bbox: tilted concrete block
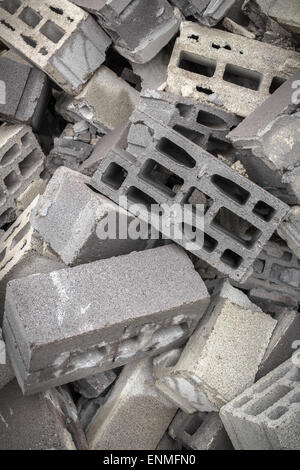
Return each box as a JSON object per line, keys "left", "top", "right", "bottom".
{"left": 0, "top": 124, "right": 45, "bottom": 227}
{"left": 71, "top": 0, "right": 180, "bottom": 64}
{"left": 0, "top": 328, "right": 14, "bottom": 391}
{"left": 74, "top": 370, "right": 117, "bottom": 399}
{"left": 170, "top": 0, "right": 236, "bottom": 26}
{"left": 166, "top": 22, "right": 300, "bottom": 117}
{"left": 0, "top": 50, "right": 50, "bottom": 130}
{"left": 168, "top": 410, "right": 233, "bottom": 450}
{"left": 30, "top": 166, "right": 151, "bottom": 266}
{"left": 91, "top": 109, "right": 289, "bottom": 282}
{"left": 278, "top": 206, "right": 300, "bottom": 259}
{"left": 56, "top": 66, "right": 139, "bottom": 134}
{"left": 0, "top": 0, "right": 111, "bottom": 95}
{"left": 87, "top": 358, "right": 177, "bottom": 450}
{"left": 220, "top": 358, "right": 300, "bottom": 450}
{"left": 154, "top": 281, "right": 277, "bottom": 413}
{"left": 0, "top": 380, "right": 77, "bottom": 449}
{"left": 232, "top": 240, "right": 300, "bottom": 313}
{"left": 3, "top": 244, "right": 210, "bottom": 393}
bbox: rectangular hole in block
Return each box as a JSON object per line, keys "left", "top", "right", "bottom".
{"left": 4, "top": 171, "right": 21, "bottom": 193}
{"left": 126, "top": 186, "right": 157, "bottom": 211}
{"left": 207, "top": 137, "right": 235, "bottom": 159}
{"left": 197, "top": 110, "right": 227, "bottom": 129}
{"left": 223, "top": 64, "right": 262, "bottom": 91}
{"left": 196, "top": 86, "right": 214, "bottom": 95}
{"left": 244, "top": 385, "right": 291, "bottom": 416}
{"left": 267, "top": 406, "right": 288, "bottom": 420}
{"left": 233, "top": 395, "right": 251, "bottom": 409}
{"left": 212, "top": 207, "right": 261, "bottom": 249}
{"left": 40, "top": 20, "right": 65, "bottom": 43}
{"left": 0, "top": 187, "right": 5, "bottom": 203}
{"left": 173, "top": 125, "right": 205, "bottom": 147}
{"left": 182, "top": 187, "right": 213, "bottom": 216}
{"left": 269, "top": 76, "right": 286, "bottom": 94}
{"left": 178, "top": 51, "right": 216, "bottom": 78}
{"left": 0, "top": 248, "right": 6, "bottom": 263}
{"left": 157, "top": 137, "right": 196, "bottom": 168}
{"left": 19, "top": 149, "right": 41, "bottom": 177}
{"left": 101, "top": 162, "right": 128, "bottom": 190}
{"left": 0, "top": 144, "right": 20, "bottom": 166}
{"left": 185, "top": 414, "right": 204, "bottom": 436}
{"left": 253, "top": 258, "right": 265, "bottom": 274}
{"left": 0, "top": 0, "right": 21, "bottom": 14}
{"left": 253, "top": 200, "right": 275, "bottom": 221}
{"left": 139, "top": 159, "right": 184, "bottom": 198}
{"left": 0, "top": 208, "right": 13, "bottom": 227}
{"left": 203, "top": 233, "right": 218, "bottom": 252}
{"left": 221, "top": 249, "right": 243, "bottom": 269}
{"left": 21, "top": 133, "right": 31, "bottom": 147}
{"left": 19, "top": 7, "right": 41, "bottom": 28}
{"left": 211, "top": 174, "right": 250, "bottom": 205}
{"left": 10, "top": 221, "right": 31, "bottom": 250}
{"left": 176, "top": 103, "right": 193, "bottom": 118}
{"left": 21, "top": 34, "right": 37, "bottom": 48}
{"left": 282, "top": 251, "right": 293, "bottom": 263}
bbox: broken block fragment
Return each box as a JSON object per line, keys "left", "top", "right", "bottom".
{"left": 170, "top": 0, "right": 236, "bottom": 26}
{"left": 278, "top": 206, "right": 300, "bottom": 259}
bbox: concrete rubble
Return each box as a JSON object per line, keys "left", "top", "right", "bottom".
{"left": 0, "top": 0, "right": 299, "bottom": 451}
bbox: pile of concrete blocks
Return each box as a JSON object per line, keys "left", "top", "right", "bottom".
{"left": 0, "top": 0, "right": 299, "bottom": 452}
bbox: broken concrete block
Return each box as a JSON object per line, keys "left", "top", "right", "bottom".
{"left": 87, "top": 358, "right": 177, "bottom": 450}
{"left": 0, "top": 50, "right": 50, "bottom": 130}
{"left": 278, "top": 206, "right": 300, "bottom": 259}
{"left": 74, "top": 370, "right": 117, "bottom": 399}
{"left": 244, "top": 0, "right": 300, "bottom": 35}
{"left": 0, "top": 123, "right": 45, "bottom": 227}
{"left": 0, "top": 0, "right": 111, "bottom": 95}
{"left": 0, "top": 329, "right": 14, "bottom": 391}
{"left": 256, "top": 310, "right": 300, "bottom": 381}
{"left": 137, "top": 88, "right": 243, "bottom": 164}
{"left": 130, "top": 48, "right": 171, "bottom": 91}
{"left": 232, "top": 240, "right": 300, "bottom": 314}
{"left": 4, "top": 244, "right": 210, "bottom": 394}
{"left": 154, "top": 281, "right": 277, "bottom": 413}
{"left": 16, "top": 178, "right": 46, "bottom": 216}
{"left": 30, "top": 166, "right": 151, "bottom": 266}
{"left": 0, "top": 380, "right": 76, "bottom": 449}
{"left": 169, "top": 410, "right": 233, "bottom": 450}
{"left": 91, "top": 108, "right": 289, "bottom": 282}
{"left": 220, "top": 358, "right": 300, "bottom": 450}
{"left": 166, "top": 22, "right": 300, "bottom": 117}
{"left": 71, "top": 0, "right": 180, "bottom": 64}
{"left": 56, "top": 66, "right": 139, "bottom": 134}
{"left": 170, "top": 0, "right": 236, "bottom": 26}
{"left": 222, "top": 16, "right": 256, "bottom": 39}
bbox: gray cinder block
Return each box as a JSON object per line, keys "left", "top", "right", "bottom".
{"left": 91, "top": 108, "right": 289, "bottom": 282}
{"left": 87, "top": 358, "right": 178, "bottom": 450}
{"left": 168, "top": 410, "right": 233, "bottom": 450}
{"left": 74, "top": 370, "right": 117, "bottom": 399}
{"left": 56, "top": 66, "right": 139, "bottom": 134}
{"left": 154, "top": 281, "right": 277, "bottom": 412}
{"left": 0, "top": 0, "right": 111, "bottom": 95}
{"left": 278, "top": 206, "right": 300, "bottom": 259}
{"left": 166, "top": 22, "right": 300, "bottom": 117}
{"left": 3, "top": 244, "right": 210, "bottom": 394}
{"left": 220, "top": 358, "right": 300, "bottom": 450}
{"left": 71, "top": 0, "right": 180, "bottom": 64}
{"left": 30, "top": 166, "right": 151, "bottom": 266}
{"left": 0, "top": 124, "right": 45, "bottom": 227}
{"left": 170, "top": 0, "right": 236, "bottom": 26}
{"left": 0, "top": 50, "right": 50, "bottom": 130}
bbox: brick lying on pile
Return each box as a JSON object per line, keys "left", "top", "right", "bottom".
{"left": 87, "top": 358, "right": 177, "bottom": 450}
{"left": 232, "top": 240, "right": 300, "bottom": 313}
{"left": 170, "top": 0, "right": 236, "bottom": 26}
{"left": 168, "top": 410, "right": 233, "bottom": 450}
{"left": 3, "top": 244, "right": 210, "bottom": 394}
{"left": 0, "top": 50, "right": 50, "bottom": 130}
{"left": 70, "top": 0, "right": 180, "bottom": 64}
{"left": 91, "top": 109, "right": 288, "bottom": 282}
{"left": 137, "top": 89, "right": 243, "bottom": 165}
{"left": 0, "top": 197, "right": 65, "bottom": 323}
{"left": 154, "top": 281, "right": 277, "bottom": 413}
{"left": 56, "top": 66, "right": 139, "bottom": 134}
{"left": 0, "top": 380, "right": 77, "bottom": 449}
{"left": 0, "top": 0, "right": 111, "bottom": 96}
{"left": 278, "top": 206, "right": 300, "bottom": 259}
{"left": 30, "top": 167, "right": 152, "bottom": 266}
{"left": 228, "top": 70, "right": 300, "bottom": 205}
{"left": 220, "top": 358, "right": 300, "bottom": 450}
{"left": 74, "top": 370, "right": 117, "bottom": 399}
{"left": 166, "top": 22, "right": 300, "bottom": 117}
{"left": 0, "top": 123, "right": 45, "bottom": 228}
{"left": 0, "top": 328, "right": 14, "bottom": 391}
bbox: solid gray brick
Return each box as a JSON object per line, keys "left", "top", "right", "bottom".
{"left": 91, "top": 109, "right": 289, "bottom": 282}
{"left": 220, "top": 359, "right": 300, "bottom": 450}
{"left": 0, "top": 0, "right": 111, "bottom": 95}
{"left": 4, "top": 244, "right": 210, "bottom": 393}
